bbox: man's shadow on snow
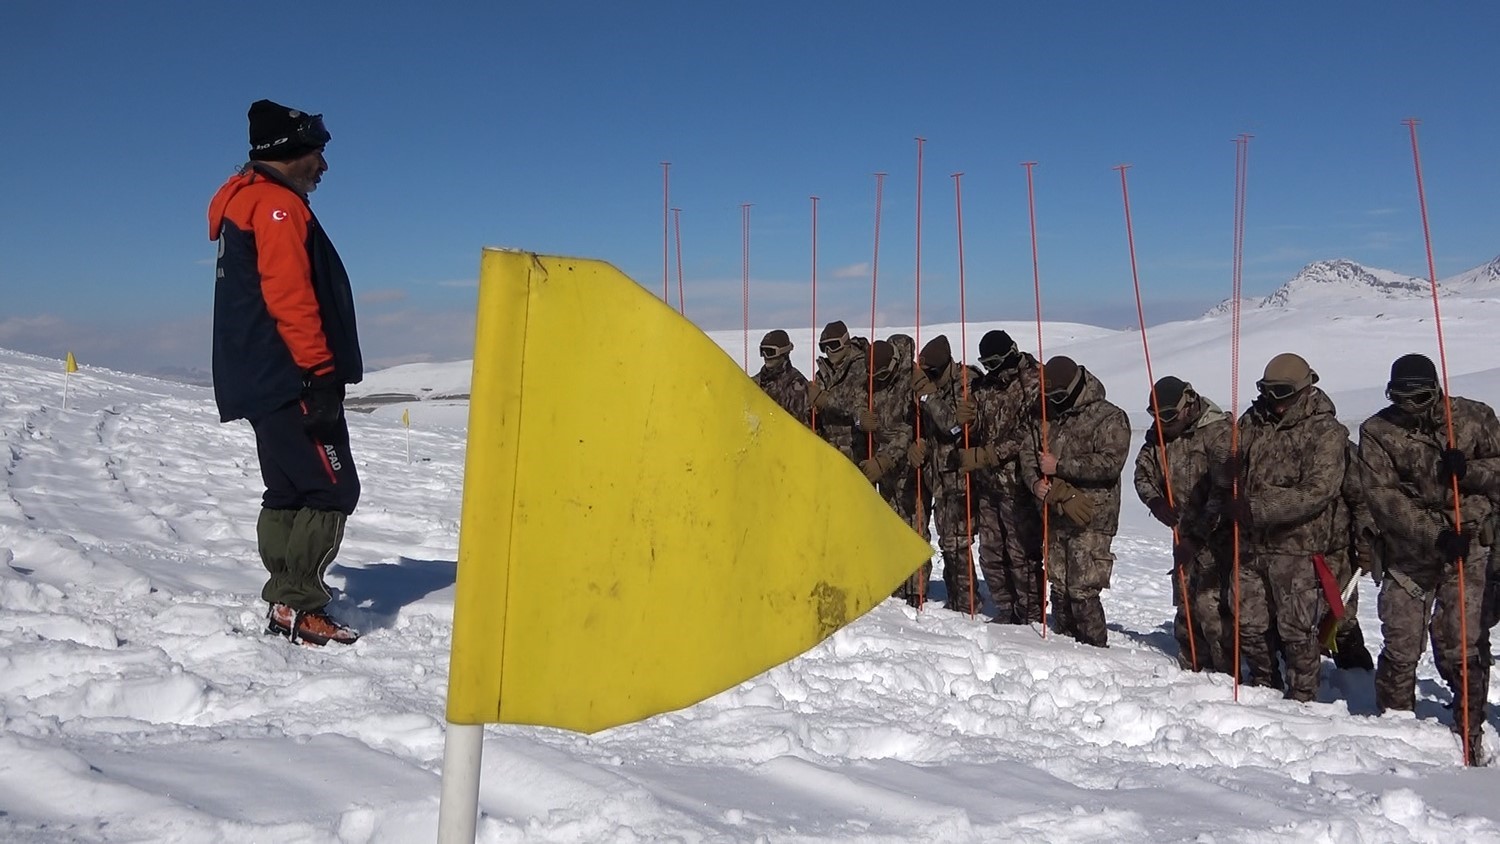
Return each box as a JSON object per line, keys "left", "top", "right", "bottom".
{"left": 326, "top": 556, "right": 456, "bottom": 631}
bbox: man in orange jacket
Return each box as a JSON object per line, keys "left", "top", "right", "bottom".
{"left": 208, "top": 99, "right": 362, "bottom": 646}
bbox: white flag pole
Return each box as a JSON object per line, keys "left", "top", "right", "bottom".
{"left": 436, "top": 722, "right": 484, "bottom": 842}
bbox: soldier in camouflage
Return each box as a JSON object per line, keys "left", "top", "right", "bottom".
{"left": 912, "top": 335, "right": 986, "bottom": 614}
{"left": 956, "top": 331, "right": 1045, "bottom": 625}
{"left": 1018, "top": 356, "right": 1131, "bottom": 647}
{"left": 751, "top": 329, "right": 811, "bottom": 426}
{"left": 849, "top": 339, "right": 919, "bottom": 532}
{"left": 1231, "top": 353, "right": 1347, "bottom": 702}
{"left": 807, "top": 320, "right": 871, "bottom": 463}
{"left": 886, "top": 333, "right": 931, "bottom": 606}
{"left": 1359, "top": 353, "right": 1500, "bottom": 765}
{"left": 1133, "top": 377, "right": 1235, "bottom": 673}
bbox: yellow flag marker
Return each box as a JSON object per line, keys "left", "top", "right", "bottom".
{"left": 445, "top": 249, "right": 932, "bottom": 733}
{"left": 401, "top": 408, "right": 410, "bottom": 428}
{"left": 65, "top": 351, "right": 78, "bottom": 373}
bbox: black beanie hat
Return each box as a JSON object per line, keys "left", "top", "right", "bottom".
{"left": 918, "top": 335, "right": 952, "bottom": 371}
{"left": 1150, "top": 376, "right": 1191, "bottom": 413}
{"left": 819, "top": 320, "right": 849, "bottom": 342}
{"left": 248, "top": 99, "right": 330, "bottom": 162}
{"left": 979, "top": 330, "right": 1017, "bottom": 360}
{"left": 1389, "top": 353, "right": 1438, "bottom": 386}
{"left": 761, "top": 329, "right": 791, "bottom": 349}
{"left": 1043, "top": 356, "right": 1080, "bottom": 393}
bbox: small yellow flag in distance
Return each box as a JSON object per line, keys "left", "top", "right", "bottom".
{"left": 401, "top": 408, "right": 410, "bottom": 428}
{"left": 65, "top": 351, "right": 78, "bottom": 373}
{"left": 446, "top": 249, "right": 933, "bottom": 733}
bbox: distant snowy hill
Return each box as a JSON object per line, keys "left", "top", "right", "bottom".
{"left": 1208, "top": 258, "right": 1429, "bottom": 317}
{"left": 1443, "top": 255, "right": 1500, "bottom": 296}
{"left": 1206, "top": 255, "right": 1500, "bottom": 318}
{"left": 1260, "top": 259, "right": 1430, "bottom": 308}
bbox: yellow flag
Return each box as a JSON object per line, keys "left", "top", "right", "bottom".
{"left": 446, "top": 249, "right": 932, "bottom": 733}
{"left": 401, "top": 408, "right": 410, "bottom": 428}
{"left": 65, "top": 351, "right": 77, "bottom": 373}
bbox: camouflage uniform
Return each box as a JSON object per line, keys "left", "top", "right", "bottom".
{"left": 810, "top": 335, "right": 871, "bottom": 462}
{"left": 966, "top": 354, "right": 1044, "bottom": 623}
{"left": 887, "top": 334, "right": 931, "bottom": 603}
{"left": 1134, "top": 399, "right": 1234, "bottom": 673}
{"left": 919, "top": 358, "right": 987, "bottom": 614}
{"left": 752, "top": 359, "right": 811, "bottom": 426}
{"left": 822, "top": 341, "right": 920, "bottom": 602}
{"left": 1235, "top": 386, "right": 1348, "bottom": 701}
{"left": 1018, "top": 367, "right": 1130, "bottom": 647}
{"left": 1359, "top": 393, "right": 1500, "bottom": 747}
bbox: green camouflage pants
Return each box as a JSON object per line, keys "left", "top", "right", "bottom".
{"left": 1048, "top": 527, "right": 1114, "bottom": 647}
{"left": 882, "top": 472, "right": 932, "bottom": 605}
{"left": 1173, "top": 536, "right": 1232, "bottom": 674}
{"left": 975, "top": 477, "right": 1043, "bottom": 624}
{"left": 1239, "top": 552, "right": 1323, "bottom": 701}
{"left": 1378, "top": 553, "right": 1488, "bottom": 740}
{"left": 929, "top": 467, "right": 981, "bottom": 613}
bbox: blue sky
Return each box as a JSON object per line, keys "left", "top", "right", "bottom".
{"left": 2, "top": 1, "right": 1497, "bottom": 374}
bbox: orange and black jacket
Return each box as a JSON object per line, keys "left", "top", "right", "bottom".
{"left": 208, "top": 164, "right": 362, "bottom": 422}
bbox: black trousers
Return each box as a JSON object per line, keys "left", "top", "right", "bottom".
{"left": 250, "top": 400, "right": 360, "bottom": 515}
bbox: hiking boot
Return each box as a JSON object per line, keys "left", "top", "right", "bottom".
{"left": 293, "top": 609, "right": 361, "bottom": 646}
{"left": 265, "top": 602, "right": 296, "bottom": 638}
{"left": 1332, "top": 638, "right": 1375, "bottom": 671}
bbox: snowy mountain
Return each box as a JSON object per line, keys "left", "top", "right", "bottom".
{"left": 1443, "top": 255, "right": 1500, "bottom": 295}
{"left": 1204, "top": 255, "right": 1500, "bottom": 319}
{"left": 1258, "top": 259, "right": 1430, "bottom": 308}
{"left": 1202, "top": 259, "right": 1433, "bottom": 317}
{"left": 7, "top": 298, "right": 1500, "bottom": 839}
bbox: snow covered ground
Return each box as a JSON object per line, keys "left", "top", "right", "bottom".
{"left": 7, "top": 262, "right": 1500, "bottom": 841}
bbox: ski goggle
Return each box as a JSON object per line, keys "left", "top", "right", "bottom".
{"left": 760, "top": 344, "right": 790, "bottom": 359}
{"left": 921, "top": 363, "right": 946, "bottom": 382}
{"left": 1149, "top": 391, "right": 1192, "bottom": 424}
{"left": 296, "top": 113, "right": 331, "bottom": 148}
{"left": 1255, "top": 380, "right": 1301, "bottom": 402}
{"left": 819, "top": 337, "right": 848, "bottom": 355}
{"left": 1387, "top": 380, "right": 1439, "bottom": 407}
{"left": 979, "top": 347, "right": 1020, "bottom": 373}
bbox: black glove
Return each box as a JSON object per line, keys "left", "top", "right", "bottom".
{"left": 301, "top": 367, "right": 345, "bottom": 439}
{"left": 1230, "top": 495, "right": 1254, "bottom": 530}
{"left": 1440, "top": 448, "right": 1468, "bottom": 483}
{"left": 1436, "top": 528, "right": 1470, "bottom": 564}
{"left": 1146, "top": 497, "right": 1179, "bottom": 528}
